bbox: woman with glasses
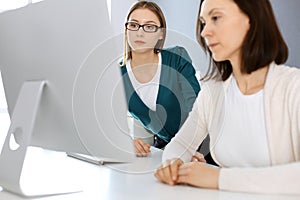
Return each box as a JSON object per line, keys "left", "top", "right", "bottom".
{"left": 154, "top": 0, "right": 300, "bottom": 195}
{"left": 120, "top": 1, "right": 200, "bottom": 157}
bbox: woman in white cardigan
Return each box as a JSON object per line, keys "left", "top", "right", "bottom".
{"left": 154, "top": 0, "right": 300, "bottom": 195}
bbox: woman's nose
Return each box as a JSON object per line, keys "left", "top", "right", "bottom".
{"left": 136, "top": 26, "right": 145, "bottom": 36}
{"left": 200, "top": 23, "right": 214, "bottom": 49}
{"left": 201, "top": 24, "right": 210, "bottom": 38}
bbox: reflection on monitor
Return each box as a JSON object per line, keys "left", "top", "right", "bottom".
{"left": 0, "top": 0, "right": 134, "bottom": 196}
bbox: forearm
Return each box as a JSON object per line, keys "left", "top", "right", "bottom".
{"left": 162, "top": 93, "right": 208, "bottom": 163}
{"left": 219, "top": 162, "right": 300, "bottom": 195}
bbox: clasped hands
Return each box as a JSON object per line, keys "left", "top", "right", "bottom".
{"left": 154, "top": 152, "right": 220, "bottom": 189}
{"left": 134, "top": 138, "right": 220, "bottom": 189}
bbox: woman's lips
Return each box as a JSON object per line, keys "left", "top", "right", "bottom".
{"left": 208, "top": 43, "right": 219, "bottom": 49}
{"left": 134, "top": 40, "right": 146, "bottom": 44}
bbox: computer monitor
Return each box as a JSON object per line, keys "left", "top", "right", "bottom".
{"left": 0, "top": 0, "right": 134, "bottom": 196}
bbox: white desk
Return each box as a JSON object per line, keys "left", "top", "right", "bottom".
{"left": 0, "top": 147, "right": 299, "bottom": 200}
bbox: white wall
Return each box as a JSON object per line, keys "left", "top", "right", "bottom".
{"left": 152, "top": 0, "right": 199, "bottom": 41}
{"left": 110, "top": 0, "right": 136, "bottom": 36}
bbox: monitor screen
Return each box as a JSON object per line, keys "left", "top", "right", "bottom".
{"left": 0, "top": 0, "right": 134, "bottom": 161}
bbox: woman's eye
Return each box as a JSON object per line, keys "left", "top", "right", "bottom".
{"left": 130, "top": 23, "right": 138, "bottom": 28}
{"left": 145, "top": 25, "right": 155, "bottom": 30}
{"left": 212, "top": 16, "right": 220, "bottom": 21}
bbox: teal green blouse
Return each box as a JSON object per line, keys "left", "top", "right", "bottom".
{"left": 121, "top": 46, "right": 200, "bottom": 143}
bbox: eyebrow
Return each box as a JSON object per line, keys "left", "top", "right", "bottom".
{"left": 200, "top": 8, "right": 223, "bottom": 21}
{"left": 128, "top": 19, "right": 159, "bottom": 25}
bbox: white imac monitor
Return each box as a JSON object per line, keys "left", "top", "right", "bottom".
{"left": 0, "top": 0, "right": 134, "bottom": 196}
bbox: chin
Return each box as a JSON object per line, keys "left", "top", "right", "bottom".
{"left": 133, "top": 47, "right": 153, "bottom": 54}
{"left": 212, "top": 54, "right": 226, "bottom": 62}
{"left": 212, "top": 56, "right": 222, "bottom": 62}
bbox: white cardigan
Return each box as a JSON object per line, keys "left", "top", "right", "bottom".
{"left": 162, "top": 62, "right": 300, "bottom": 195}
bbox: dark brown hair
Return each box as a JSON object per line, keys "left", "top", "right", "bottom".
{"left": 196, "top": 0, "right": 288, "bottom": 81}
{"left": 121, "top": 1, "right": 167, "bottom": 66}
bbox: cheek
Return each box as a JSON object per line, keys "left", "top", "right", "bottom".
{"left": 232, "top": 21, "right": 249, "bottom": 47}
{"left": 221, "top": 25, "right": 248, "bottom": 53}
{"left": 126, "top": 33, "right": 136, "bottom": 47}
{"left": 127, "top": 32, "right": 135, "bottom": 41}
{"left": 146, "top": 34, "right": 161, "bottom": 44}
{"left": 148, "top": 37, "right": 158, "bottom": 45}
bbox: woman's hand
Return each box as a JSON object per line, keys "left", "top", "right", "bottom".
{"left": 154, "top": 158, "right": 184, "bottom": 185}
{"left": 176, "top": 162, "right": 220, "bottom": 189}
{"left": 154, "top": 157, "right": 220, "bottom": 190}
{"left": 191, "top": 152, "right": 206, "bottom": 163}
{"left": 133, "top": 138, "right": 151, "bottom": 157}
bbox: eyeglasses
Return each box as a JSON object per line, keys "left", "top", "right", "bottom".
{"left": 125, "top": 22, "right": 161, "bottom": 33}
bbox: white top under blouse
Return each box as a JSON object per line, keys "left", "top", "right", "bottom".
{"left": 214, "top": 76, "right": 271, "bottom": 167}
{"left": 126, "top": 53, "right": 162, "bottom": 111}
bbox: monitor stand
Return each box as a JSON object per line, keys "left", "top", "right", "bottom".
{"left": 0, "top": 81, "right": 81, "bottom": 197}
